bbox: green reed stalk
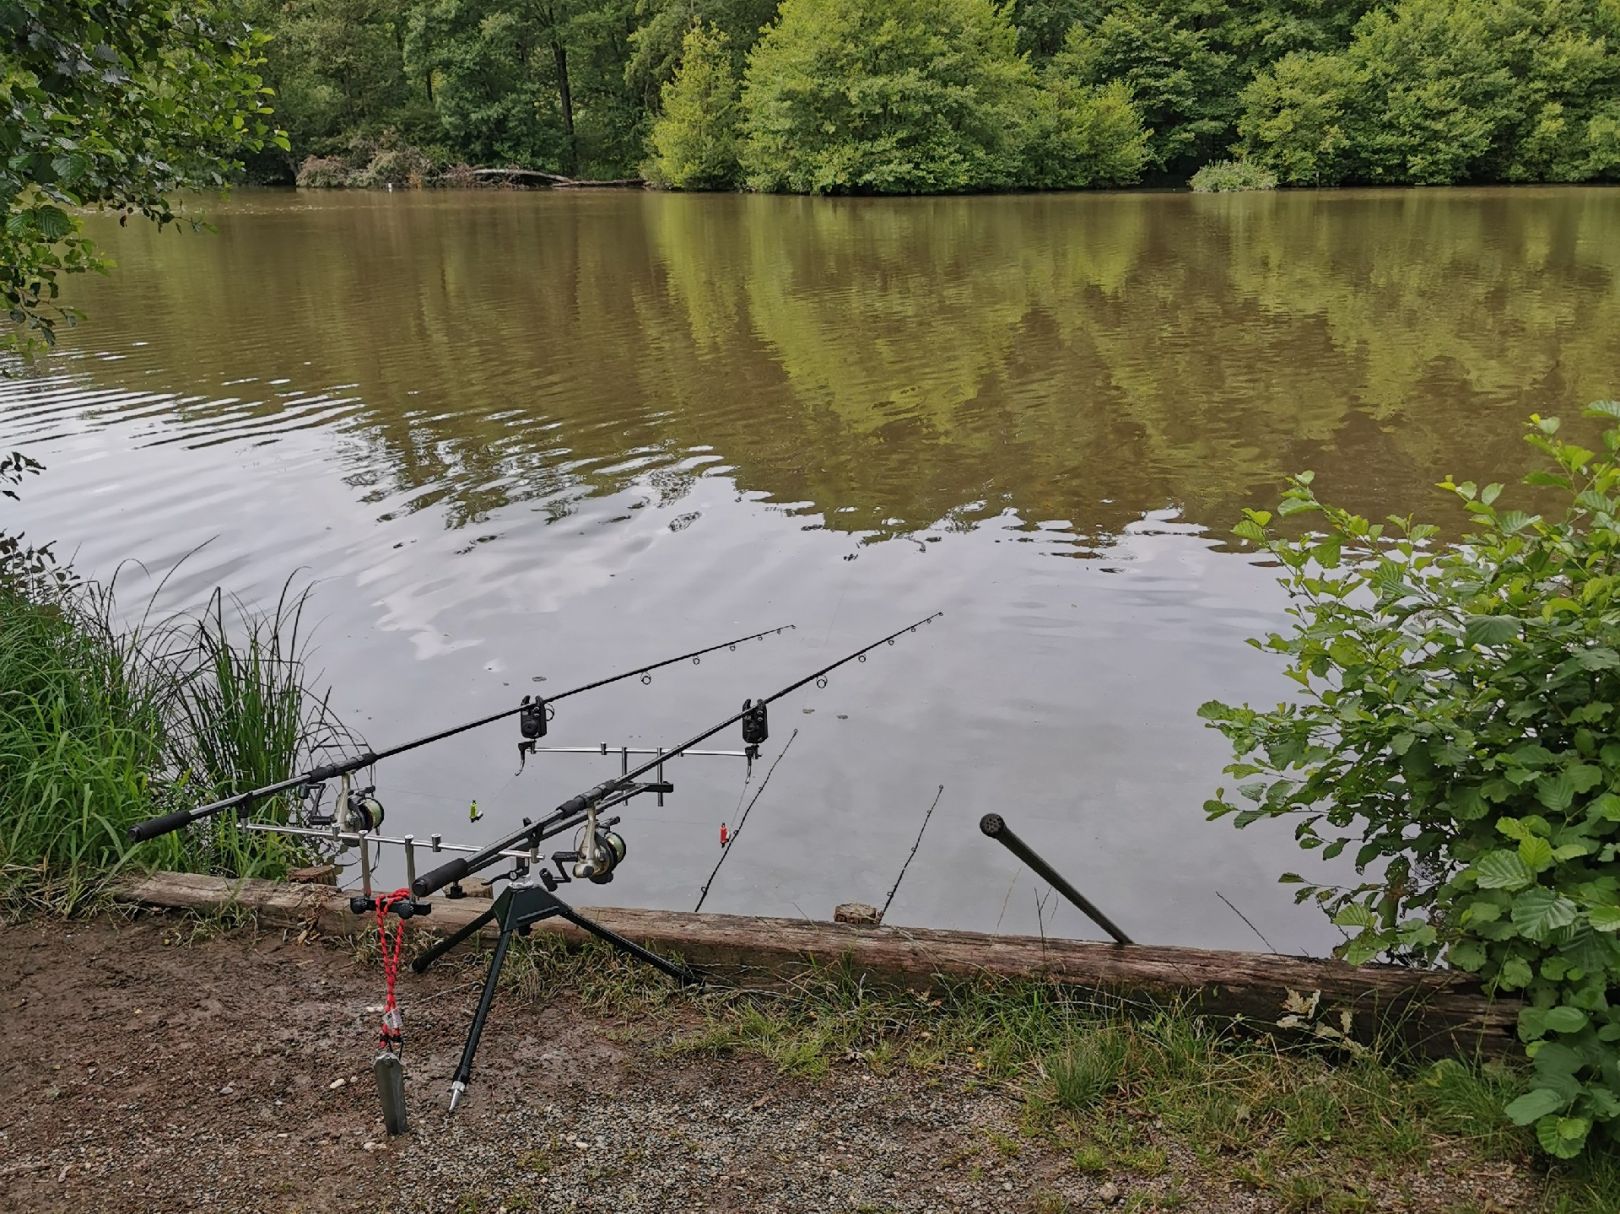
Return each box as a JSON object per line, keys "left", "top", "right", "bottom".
{"left": 0, "top": 572, "right": 351, "bottom": 914}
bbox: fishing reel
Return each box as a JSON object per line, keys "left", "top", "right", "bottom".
{"left": 570, "top": 797, "right": 627, "bottom": 884}
{"left": 303, "top": 782, "right": 385, "bottom": 833}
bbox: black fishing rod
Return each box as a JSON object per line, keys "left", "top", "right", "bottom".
{"left": 412, "top": 612, "right": 944, "bottom": 899}
{"left": 128, "top": 625, "right": 795, "bottom": 843}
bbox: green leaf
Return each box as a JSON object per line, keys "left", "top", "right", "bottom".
{"left": 34, "top": 204, "right": 75, "bottom": 240}
{"left": 1505, "top": 1088, "right": 1565, "bottom": 1125}
{"left": 1587, "top": 906, "right": 1620, "bottom": 932}
{"left": 1512, "top": 889, "right": 1580, "bottom": 940}
{"left": 1519, "top": 835, "right": 1555, "bottom": 873}
{"left": 1544, "top": 1007, "right": 1589, "bottom": 1034}
{"left": 1464, "top": 615, "right": 1519, "bottom": 647}
{"left": 1333, "top": 903, "right": 1376, "bottom": 928}
{"left": 1448, "top": 940, "right": 1487, "bottom": 971}
{"left": 1537, "top": 1115, "right": 1590, "bottom": 1158}
{"left": 1500, "top": 955, "right": 1534, "bottom": 989}
{"left": 1498, "top": 511, "right": 1538, "bottom": 535}
{"left": 1474, "top": 851, "right": 1535, "bottom": 890}
{"left": 1537, "top": 771, "right": 1578, "bottom": 814}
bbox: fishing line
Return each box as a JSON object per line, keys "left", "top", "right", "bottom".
{"left": 693, "top": 729, "right": 799, "bottom": 912}
{"left": 878, "top": 783, "right": 944, "bottom": 923}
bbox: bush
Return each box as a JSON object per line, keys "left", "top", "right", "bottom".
{"left": 1189, "top": 159, "right": 1278, "bottom": 192}
{"left": 645, "top": 24, "right": 743, "bottom": 190}
{"left": 1239, "top": 0, "right": 1620, "bottom": 186}
{"left": 1021, "top": 78, "right": 1149, "bottom": 189}
{"left": 739, "top": 0, "right": 1037, "bottom": 193}
{"left": 1199, "top": 404, "right": 1620, "bottom": 1160}
{"left": 295, "top": 155, "right": 354, "bottom": 188}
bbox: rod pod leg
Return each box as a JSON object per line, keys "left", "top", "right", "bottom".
{"left": 449, "top": 920, "right": 513, "bottom": 1112}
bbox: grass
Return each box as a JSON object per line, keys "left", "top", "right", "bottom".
{"left": 430, "top": 930, "right": 1620, "bottom": 1212}
{"left": 1189, "top": 158, "right": 1279, "bottom": 193}
{"left": 0, "top": 566, "right": 351, "bottom": 914}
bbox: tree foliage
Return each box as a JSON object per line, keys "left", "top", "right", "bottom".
{"left": 1240, "top": 0, "right": 1620, "bottom": 185}
{"left": 1, "top": 0, "right": 280, "bottom": 349}
{"left": 739, "top": 0, "right": 1034, "bottom": 193}
{"left": 1201, "top": 405, "right": 1620, "bottom": 1160}
{"left": 645, "top": 24, "right": 742, "bottom": 189}
{"left": 738, "top": 0, "right": 1145, "bottom": 194}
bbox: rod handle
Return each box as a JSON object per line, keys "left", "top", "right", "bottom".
{"left": 129, "top": 808, "right": 201, "bottom": 842}
{"left": 413, "top": 855, "right": 470, "bottom": 898}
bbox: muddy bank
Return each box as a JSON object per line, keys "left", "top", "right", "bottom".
{"left": 0, "top": 915, "right": 1539, "bottom": 1213}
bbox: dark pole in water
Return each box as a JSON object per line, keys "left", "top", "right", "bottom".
{"left": 979, "top": 813, "right": 1133, "bottom": 946}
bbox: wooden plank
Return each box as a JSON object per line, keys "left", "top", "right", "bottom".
{"left": 112, "top": 871, "right": 1515, "bottom": 1056}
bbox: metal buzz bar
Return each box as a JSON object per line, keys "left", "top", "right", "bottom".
{"left": 240, "top": 743, "right": 750, "bottom": 899}
{"left": 127, "top": 625, "right": 794, "bottom": 844}
{"left": 980, "top": 813, "right": 1134, "bottom": 946}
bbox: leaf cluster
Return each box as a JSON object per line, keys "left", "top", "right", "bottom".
{"left": 1200, "top": 403, "right": 1620, "bottom": 1159}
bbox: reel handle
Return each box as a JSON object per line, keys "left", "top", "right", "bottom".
{"left": 414, "top": 856, "right": 471, "bottom": 898}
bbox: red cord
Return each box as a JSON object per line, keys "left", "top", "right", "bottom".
{"left": 375, "top": 888, "right": 411, "bottom": 1053}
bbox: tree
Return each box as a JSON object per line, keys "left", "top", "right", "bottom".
{"left": 1052, "top": 1, "right": 1240, "bottom": 176}
{"left": 739, "top": 0, "right": 1039, "bottom": 194}
{"left": 625, "top": 0, "right": 776, "bottom": 110}
{"left": 1239, "top": 0, "right": 1620, "bottom": 186}
{"left": 645, "top": 24, "right": 742, "bottom": 188}
{"left": 1021, "top": 78, "right": 1149, "bottom": 188}
{"left": 1, "top": 0, "right": 281, "bottom": 350}
{"left": 1235, "top": 51, "right": 1368, "bottom": 185}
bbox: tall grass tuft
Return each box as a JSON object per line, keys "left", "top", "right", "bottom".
{"left": 0, "top": 571, "right": 353, "bottom": 915}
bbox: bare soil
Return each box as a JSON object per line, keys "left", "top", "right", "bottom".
{"left": 0, "top": 914, "right": 1539, "bottom": 1214}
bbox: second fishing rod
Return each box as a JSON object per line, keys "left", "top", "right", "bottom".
{"left": 128, "top": 624, "right": 795, "bottom": 843}
{"left": 411, "top": 611, "right": 945, "bottom": 900}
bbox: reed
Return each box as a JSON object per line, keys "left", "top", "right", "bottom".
{"left": 0, "top": 572, "right": 350, "bottom": 914}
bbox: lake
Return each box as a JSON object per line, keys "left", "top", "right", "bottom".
{"left": 4, "top": 186, "right": 1617, "bottom": 952}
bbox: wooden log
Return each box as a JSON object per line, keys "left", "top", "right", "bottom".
{"left": 111, "top": 871, "right": 1515, "bottom": 1057}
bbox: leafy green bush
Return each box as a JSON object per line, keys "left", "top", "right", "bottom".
{"left": 1239, "top": 0, "right": 1620, "bottom": 186}
{"left": 1200, "top": 404, "right": 1620, "bottom": 1159}
{"left": 739, "top": 0, "right": 1037, "bottom": 194}
{"left": 645, "top": 24, "right": 743, "bottom": 190}
{"left": 1021, "top": 78, "right": 1149, "bottom": 189}
{"left": 1189, "top": 159, "right": 1279, "bottom": 192}
{"left": 1051, "top": 2, "right": 1239, "bottom": 175}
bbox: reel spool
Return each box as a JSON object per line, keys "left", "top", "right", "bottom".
{"left": 344, "top": 787, "right": 386, "bottom": 833}
{"left": 571, "top": 824, "right": 627, "bottom": 884}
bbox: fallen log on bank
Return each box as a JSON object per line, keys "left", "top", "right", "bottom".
{"left": 114, "top": 870, "right": 1515, "bottom": 1058}
{"left": 447, "top": 167, "right": 646, "bottom": 189}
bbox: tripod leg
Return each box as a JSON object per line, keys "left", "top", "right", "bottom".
{"left": 448, "top": 925, "right": 512, "bottom": 1112}
{"left": 553, "top": 904, "right": 699, "bottom": 986}
{"left": 412, "top": 904, "right": 498, "bottom": 974}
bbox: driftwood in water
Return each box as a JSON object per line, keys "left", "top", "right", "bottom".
{"left": 449, "top": 167, "right": 645, "bottom": 189}
{"left": 114, "top": 870, "right": 1515, "bottom": 1057}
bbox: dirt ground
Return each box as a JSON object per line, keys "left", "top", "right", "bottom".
{"left": 0, "top": 913, "right": 1541, "bottom": 1214}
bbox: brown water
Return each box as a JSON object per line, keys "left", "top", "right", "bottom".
{"left": 4, "top": 187, "right": 1618, "bottom": 950}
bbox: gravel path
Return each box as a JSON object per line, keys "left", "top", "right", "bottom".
{"left": 0, "top": 915, "right": 1536, "bottom": 1213}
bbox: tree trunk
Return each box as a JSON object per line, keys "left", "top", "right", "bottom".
{"left": 552, "top": 37, "right": 576, "bottom": 174}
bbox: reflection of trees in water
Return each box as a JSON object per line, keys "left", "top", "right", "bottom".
{"left": 51, "top": 190, "right": 1620, "bottom": 541}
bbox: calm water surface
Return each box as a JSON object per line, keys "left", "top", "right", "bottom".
{"left": 4, "top": 187, "right": 1618, "bottom": 951}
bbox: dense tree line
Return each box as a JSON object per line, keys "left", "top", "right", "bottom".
{"left": 243, "top": 0, "right": 1620, "bottom": 192}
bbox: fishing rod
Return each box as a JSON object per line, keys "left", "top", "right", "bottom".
{"left": 127, "top": 624, "right": 795, "bottom": 843}
{"left": 412, "top": 612, "right": 944, "bottom": 900}
{"left": 405, "top": 610, "right": 942, "bottom": 1112}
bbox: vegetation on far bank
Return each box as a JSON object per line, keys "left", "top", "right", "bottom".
{"left": 0, "top": 455, "right": 342, "bottom": 915}
{"left": 239, "top": 0, "right": 1620, "bottom": 194}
